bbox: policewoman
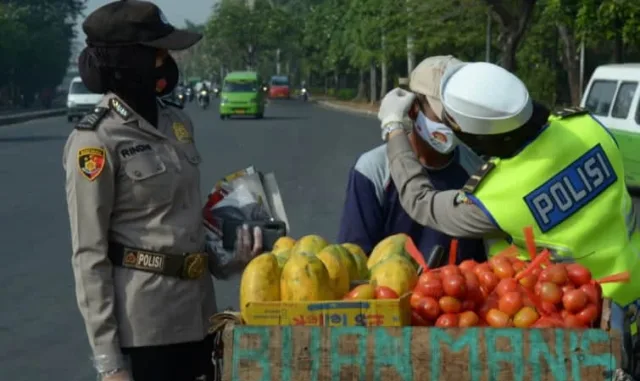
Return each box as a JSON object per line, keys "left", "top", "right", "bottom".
{"left": 379, "top": 62, "right": 640, "bottom": 366}
{"left": 63, "top": 1, "right": 261, "bottom": 381}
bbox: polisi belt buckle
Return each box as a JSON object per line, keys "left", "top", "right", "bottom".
{"left": 182, "top": 252, "right": 207, "bottom": 280}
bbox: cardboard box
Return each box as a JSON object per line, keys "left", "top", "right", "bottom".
{"left": 223, "top": 299, "right": 625, "bottom": 381}
{"left": 242, "top": 293, "right": 412, "bottom": 327}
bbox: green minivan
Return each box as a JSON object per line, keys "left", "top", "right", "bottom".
{"left": 219, "top": 71, "right": 266, "bottom": 119}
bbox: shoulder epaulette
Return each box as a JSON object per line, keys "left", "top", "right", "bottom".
{"left": 553, "top": 107, "right": 589, "bottom": 119}
{"left": 75, "top": 107, "right": 109, "bottom": 131}
{"left": 157, "top": 97, "right": 184, "bottom": 110}
{"left": 462, "top": 161, "right": 496, "bottom": 193}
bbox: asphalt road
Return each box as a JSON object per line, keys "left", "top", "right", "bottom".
{"left": 0, "top": 99, "right": 380, "bottom": 380}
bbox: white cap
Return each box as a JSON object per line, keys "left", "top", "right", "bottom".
{"left": 440, "top": 62, "right": 533, "bottom": 135}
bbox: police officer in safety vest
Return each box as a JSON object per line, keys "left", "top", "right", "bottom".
{"left": 378, "top": 62, "right": 640, "bottom": 371}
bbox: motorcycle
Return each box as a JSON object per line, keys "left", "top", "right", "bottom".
{"left": 198, "top": 89, "right": 210, "bottom": 109}
{"left": 301, "top": 87, "right": 308, "bottom": 102}
{"left": 212, "top": 87, "right": 220, "bottom": 98}
{"left": 185, "top": 88, "right": 194, "bottom": 102}
{"left": 176, "top": 92, "right": 186, "bottom": 108}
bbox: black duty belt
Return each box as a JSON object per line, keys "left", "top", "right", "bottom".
{"left": 108, "top": 242, "right": 208, "bottom": 280}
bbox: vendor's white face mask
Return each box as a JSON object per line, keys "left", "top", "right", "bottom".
{"left": 414, "top": 111, "right": 458, "bottom": 154}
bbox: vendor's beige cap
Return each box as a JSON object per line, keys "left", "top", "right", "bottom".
{"left": 410, "top": 55, "right": 463, "bottom": 120}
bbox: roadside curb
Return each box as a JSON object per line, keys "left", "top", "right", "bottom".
{"left": 315, "top": 100, "right": 377, "bottom": 118}
{"left": 0, "top": 109, "right": 66, "bottom": 126}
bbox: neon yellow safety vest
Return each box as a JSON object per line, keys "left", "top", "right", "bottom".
{"left": 468, "top": 111, "right": 640, "bottom": 309}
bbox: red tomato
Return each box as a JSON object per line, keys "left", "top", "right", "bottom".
{"left": 415, "top": 278, "right": 444, "bottom": 299}
{"left": 493, "top": 262, "right": 516, "bottom": 279}
{"left": 512, "top": 260, "right": 527, "bottom": 272}
{"left": 419, "top": 296, "right": 441, "bottom": 320}
{"left": 518, "top": 275, "right": 537, "bottom": 290}
{"left": 478, "top": 271, "right": 500, "bottom": 293}
{"left": 411, "top": 311, "right": 429, "bottom": 326}
{"left": 541, "top": 301, "right": 559, "bottom": 315}
{"left": 435, "top": 313, "right": 458, "bottom": 327}
{"left": 374, "top": 286, "right": 399, "bottom": 299}
{"left": 410, "top": 292, "right": 424, "bottom": 310}
{"left": 576, "top": 304, "right": 599, "bottom": 326}
{"left": 498, "top": 291, "right": 524, "bottom": 317}
{"left": 486, "top": 308, "right": 511, "bottom": 327}
{"left": 442, "top": 274, "right": 467, "bottom": 298}
{"left": 463, "top": 271, "right": 480, "bottom": 289}
{"left": 539, "top": 282, "right": 563, "bottom": 304}
{"left": 566, "top": 263, "right": 592, "bottom": 286}
{"left": 563, "top": 313, "right": 586, "bottom": 328}
{"left": 580, "top": 283, "right": 600, "bottom": 305}
{"left": 495, "top": 278, "right": 519, "bottom": 297}
{"left": 461, "top": 299, "right": 477, "bottom": 311}
{"left": 546, "top": 265, "right": 569, "bottom": 285}
{"left": 458, "top": 311, "right": 480, "bottom": 327}
{"left": 474, "top": 263, "right": 492, "bottom": 276}
{"left": 562, "top": 289, "right": 588, "bottom": 313}
{"left": 441, "top": 265, "right": 461, "bottom": 277}
{"left": 532, "top": 316, "right": 560, "bottom": 328}
{"left": 439, "top": 296, "right": 462, "bottom": 314}
{"left": 459, "top": 260, "right": 478, "bottom": 272}
{"left": 478, "top": 295, "right": 499, "bottom": 319}
{"left": 513, "top": 306, "right": 540, "bottom": 328}
{"left": 562, "top": 284, "right": 576, "bottom": 294}
{"left": 420, "top": 271, "right": 441, "bottom": 282}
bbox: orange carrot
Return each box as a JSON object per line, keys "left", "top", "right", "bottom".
{"left": 405, "top": 236, "right": 428, "bottom": 271}
{"left": 449, "top": 239, "right": 458, "bottom": 265}
{"left": 523, "top": 226, "right": 537, "bottom": 260}
{"left": 596, "top": 272, "right": 630, "bottom": 284}
{"left": 516, "top": 249, "right": 551, "bottom": 280}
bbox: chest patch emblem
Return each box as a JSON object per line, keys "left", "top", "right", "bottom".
{"left": 77, "top": 147, "right": 106, "bottom": 181}
{"left": 172, "top": 122, "right": 191, "bottom": 142}
{"left": 524, "top": 144, "right": 617, "bottom": 232}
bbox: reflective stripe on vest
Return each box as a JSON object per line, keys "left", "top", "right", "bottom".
{"left": 470, "top": 114, "right": 640, "bottom": 307}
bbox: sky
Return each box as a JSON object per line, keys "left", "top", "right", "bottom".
{"left": 75, "top": 0, "right": 216, "bottom": 46}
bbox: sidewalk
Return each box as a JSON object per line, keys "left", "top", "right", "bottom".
{"left": 315, "top": 97, "right": 380, "bottom": 118}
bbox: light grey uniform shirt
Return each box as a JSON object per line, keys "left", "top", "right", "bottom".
{"left": 63, "top": 93, "right": 216, "bottom": 364}
{"left": 386, "top": 132, "right": 504, "bottom": 238}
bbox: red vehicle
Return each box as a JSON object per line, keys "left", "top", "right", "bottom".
{"left": 268, "top": 75, "right": 290, "bottom": 99}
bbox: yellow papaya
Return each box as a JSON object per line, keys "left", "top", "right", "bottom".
{"left": 316, "top": 245, "right": 353, "bottom": 298}
{"left": 369, "top": 255, "right": 418, "bottom": 296}
{"left": 281, "top": 251, "right": 334, "bottom": 301}
{"left": 341, "top": 243, "right": 369, "bottom": 280}
{"left": 290, "top": 234, "right": 328, "bottom": 256}
{"left": 367, "top": 233, "right": 417, "bottom": 270}
{"left": 239, "top": 253, "right": 281, "bottom": 322}
{"left": 272, "top": 236, "right": 296, "bottom": 255}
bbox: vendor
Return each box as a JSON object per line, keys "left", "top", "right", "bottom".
{"left": 379, "top": 61, "right": 640, "bottom": 331}
{"left": 337, "top": 56, "right": 487, "bottom": 263}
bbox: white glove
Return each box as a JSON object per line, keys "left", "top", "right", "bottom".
{"left": 101, "top": 370, "right": 131, "bottom": 381}
{"left": 234, "top": 224, "right": 263, "bottom": 265}
{"left": 378, "top": 88, "right": 416, "bottom": 130}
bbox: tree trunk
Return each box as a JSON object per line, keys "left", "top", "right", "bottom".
{"left": 486, "top": 0, "right": 537, "bottom": 72}
{"left": 356, "top": 69, "right": 366, "bottom": 100}
{"left": 380, "top": 35, "right": 388, "bottom": 98}
{"left": 370, "top": 61, "right": 377, "bottom": 103}
{"left": 612, "top": 17, "right": 624, "bottom": 63}
{"left": 557, "top": 23, "right": 581, "bottom": 106}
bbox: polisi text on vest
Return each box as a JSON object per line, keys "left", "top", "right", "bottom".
{"left": 525, "top": 144, "right": 617, "bottom": 232}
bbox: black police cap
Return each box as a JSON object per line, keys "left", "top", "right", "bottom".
{"left": 82, "top": 0, "right": 202, "bottom": 50}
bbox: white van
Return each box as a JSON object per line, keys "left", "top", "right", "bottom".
{"left": 581, "top": 64, "right": 640, "bottom": 189}
{"left": 66, "top": 76, "right": 103, "bottom": 122}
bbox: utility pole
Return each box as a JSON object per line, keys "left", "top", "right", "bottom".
{"left": 246, "top": 0, "right": 255, "bottom": 70}
{"left": 406, "top": 0, "right": 415, "bottom": 75}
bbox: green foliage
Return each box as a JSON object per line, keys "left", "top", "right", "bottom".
{"left": 188, "top": 0, "right": 640, "bottom": 105}
{"left": 0, "top": 0, "right": 85, "bottom": 105}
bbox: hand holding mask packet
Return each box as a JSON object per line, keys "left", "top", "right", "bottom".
{"left": 203, "top": 166, "right": 289, "bottom": 278}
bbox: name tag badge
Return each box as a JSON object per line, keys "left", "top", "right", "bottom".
{"left": 120, "top": 143, "right": 153, "bottom": 159}
{"left": 524, "top": 144, "right": 617, "bottom": 232}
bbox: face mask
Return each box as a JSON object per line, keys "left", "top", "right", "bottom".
{"left": 155, "top": 55, "right": 179, "bottom": 97}
{"left": 414, "top": 111, "right": 458, "bottom": 154}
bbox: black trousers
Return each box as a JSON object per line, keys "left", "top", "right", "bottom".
{"left": 122, "top": 335, "right": 215, "bottom": 381}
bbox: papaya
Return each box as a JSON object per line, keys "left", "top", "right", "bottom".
{"left": 281, "top": 251, "right": 335, "bottom": 301}
{"left": 369, "top": 255, "right": 418, "bottom": 296}
{"left": 290, "top": 234, "right": 329, "bottom": 256}
{"left": 367, "top": 233, "right": 418, "bottom": 270}
{"left": 274, "top": 251, "right": 289, "bottom": 268}
{"left": 239, "top": 253, "right": 281, "bottom": 322}
{"left": 341, "top": 243, "right": 369, "bottom": 280}
{"left": 316, "top": 245, "right": 354, "bottom": 298}
{"left": 272, "top": 236, "right": 296, "bottom": 256}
